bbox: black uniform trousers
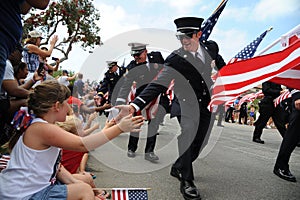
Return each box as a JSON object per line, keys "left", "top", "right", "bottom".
{"left": 275, "top": 106, "right": 300, "bottom": 169}
{"left": 173, "top": 104, "right": 212, "bottom": 181}
{"left": 253, "top": 99, "right": 286, "bottom": 139}
{"left": 225, "top": 107, "right": 235, "bottom": 122}
{"left": 239, "top": 109, "right": 248, "bottom": 124}
{"left": 128, "top": 100, "right": 167, "bottom": 153}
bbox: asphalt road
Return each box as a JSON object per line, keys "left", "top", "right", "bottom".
{"left": 88, "top": 114, "right": 300, "bottom": 200}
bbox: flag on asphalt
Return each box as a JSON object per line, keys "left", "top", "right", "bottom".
{"left": 200, "top": 0, "right": 228, "bottom": 42}
{"left": 112, "top": 189, "right": 148, "bottom": 200}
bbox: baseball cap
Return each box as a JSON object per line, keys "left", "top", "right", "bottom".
{"left": 28, "top": 30, "right": 43, "bottom": 39}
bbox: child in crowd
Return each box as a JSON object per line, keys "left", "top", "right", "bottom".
{"left": 249, "top": 104, "right": 256, "bottom": 126}
{"left": 0, "top": 80, "right": 143, "bottom": 200}
{"left": 57, "top": 114, "right": 113, "bottom": 199}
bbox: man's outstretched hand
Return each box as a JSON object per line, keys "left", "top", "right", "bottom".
{"left": 114, "top": 105, "right": 136, "bottom": 123}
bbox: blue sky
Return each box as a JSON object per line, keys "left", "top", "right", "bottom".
{"left": 59, "top": 0, "right": 300, "bottom": 79}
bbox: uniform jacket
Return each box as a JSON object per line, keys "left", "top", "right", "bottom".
{"left": 115, "top": 51, "right": 164, "bottom": 105}
{"left": 99, "top": 66, "right": 126, "bottom": 96}
{"left": 132, "top": 44, "right": 215, "bottom": 115}
{"left": 262, "top": 81, "right": 282, "bottom": 101}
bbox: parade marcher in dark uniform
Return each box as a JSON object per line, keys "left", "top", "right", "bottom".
{"left": 116, "top": 17, "right": 220, "bottom": 200}
{"left": 252, "top": 81, "right": 286, "bottom": 144}
{"left": 98, "top": 61, "right": 126, "bottom": 103}
{"left": 114, "top": 42, "right": 165, "bottom": 162}
{"left": 274, "top": 89, "right": 300, "bottom": 182}
{"left": 239, "top": 102, "right": 248, "bottom": 125}
{"left": 225, "top": 103, "right": 235, "bottom": 123}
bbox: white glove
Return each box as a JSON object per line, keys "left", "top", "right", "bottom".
{"left": 117, "top": 114, "right": 143, "bottom": 132}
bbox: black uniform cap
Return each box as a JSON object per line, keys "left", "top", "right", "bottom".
{"left": 106, "top": 61, "right": 118, "bottom": 68}
{"left": 174, "top": 17, "right": 204, "bottom": 34}
{"left": 128, "top": 42, "right": 148, "bottom": 55}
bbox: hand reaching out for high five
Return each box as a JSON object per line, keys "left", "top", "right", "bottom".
{"left": 117, "top": 114, "right": 144, "bottom": 133}
{"left": 113, "top": 105, "right": 136, "bottom": 123}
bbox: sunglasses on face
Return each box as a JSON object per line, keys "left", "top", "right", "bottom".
{"left": 131, "top": 50, "right": 145, "bottom": 57}
{"left": 109, "top": 64, "right": 117, "bottom": 68}
{"left": 176, "top": 31, "right": 196, "bottom": 40}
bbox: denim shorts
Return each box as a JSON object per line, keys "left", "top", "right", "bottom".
{"left": 29, "top": 181, "right": 67, "bottom": 200}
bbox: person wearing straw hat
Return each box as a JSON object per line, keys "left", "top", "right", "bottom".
{"left": 0, "top": 0, "right": 50, "bottom": 90}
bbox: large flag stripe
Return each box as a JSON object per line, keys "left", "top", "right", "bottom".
{"left": 270, "top": 77, "right": 300, "bottom": 90}
{"left": 275, "top": 68, "right": 300, "bottom": 78}
{"left": 212, "top": 40, "right": 300, "bottom": 95}
{"left": 213, "top": 57, "right": 300, "bottom": 94}
{"left": 216, "top": 40, "right": 300, "bottom": 78}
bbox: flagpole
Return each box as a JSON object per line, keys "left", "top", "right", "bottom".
{"left": 254, "top": 27, "right": 274, "bottom": 56}
{"left": 267, "top": 27, "right": 273, "bottom": 32}
{"left": 213, "top": 0, "right": 227, "bottom": 13}
{"left": 257, "top": 24, "right": 300, "bottom": 55}
{"left": 256, "top": 38, "right": 280, "bottom": 56}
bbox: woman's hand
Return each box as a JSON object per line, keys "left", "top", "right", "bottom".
{"left": 50, "top": 35, "right": 58, "bottom": 46}
{"left": 117, "top": 114, "right": 144, "bottom": 132}
{"left": 114, "top": 105, "right": 136, "bottom": 123}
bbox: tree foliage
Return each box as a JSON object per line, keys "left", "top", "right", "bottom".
{"left": 22, "top": 0, "right": 102, "bottom": 62}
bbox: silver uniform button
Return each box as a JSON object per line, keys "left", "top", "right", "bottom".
{"left": 183, "top": 99, "right": 186, "bottom": 102}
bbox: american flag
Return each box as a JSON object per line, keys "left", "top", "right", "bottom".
{"left": 274, "top": 90, "right": 291, "bottom": 108}
{"left": 238, "top": 93, "right": 257, "bottom": 105}
{"left": 208, "top": 28, "right": 270, "bottom": 112}
{"left": 0, "top": 154, "right": 10, "bottom": 172}
{"left": 166, "top": 79, "right": 175, "bottom": 104}
{"left": 112, "top": 189, "right": 148, "bottom": 200}
{"left": 228, "top": 29, "right": 270, "bottom": 64}
{"left": 200, "top": 0, "right": 228, "bottom": 42}
{"left": 268, "top": 28, "right": 300, "bottom": 89}
{"left": 238, "top": 91, "right": 264, "bottom": 105}
{"left": 209, "top": 36, "right": 300, "bottom": 110}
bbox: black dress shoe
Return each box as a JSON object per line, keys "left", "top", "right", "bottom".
{"left": 127, "top": 150, "right": 135, "bottom": 158}
{"left": 273, "top": 168, "right": 296, "bottom": 182}
{"left": 180, "top": 180, "right": 201, "bottom": 200}
{"left": 253, "top": 138, "right": 265, "bottom": 144}
{"left": 170, "top": 166, "right": 182, "bottom": 181}
{"left": 217, "top": 124, "right": 224, "bottom": 127}
{"left": 144, "top": 152, "right": 159, "bottom": 162}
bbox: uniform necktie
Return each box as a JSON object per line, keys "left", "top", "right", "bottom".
{"left": 195, "top": 52, "right": 205, "bottom": 63}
